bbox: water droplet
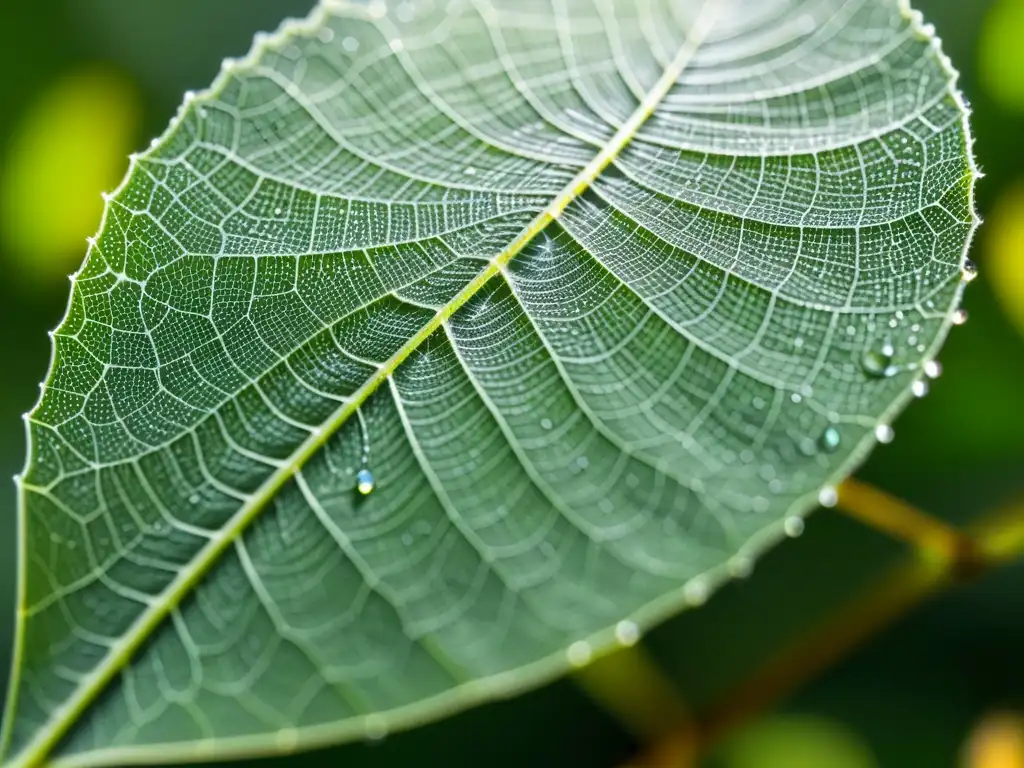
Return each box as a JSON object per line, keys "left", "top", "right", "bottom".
{"left": 389, "top": 39, "right": 404, "bottom": 53}
{"left": 951, "top": 308, "right": 969, "bottom": 326}
{"left": 274, "top": 207, "right": 282, "bottom": 216}
{"left": 924, "top": 360, "right": 942, "bottom": 379}
{"left": 961, "top": 259, "right": 978, "bottom": 283}
{"left": 861, "top": 342, "right": 896, "bottom": 378}
{"left": 575, "top": 455, "right": 589, "bottom": 470}
{"left": 463, "top": 166, "right": 477, "bottom": 176}
{"left": 364, "top": 714, "right": 388, "bottom": 741}
{"left": 615, "top": 620, "right": 640, "bottom": 646}
{"left": 791, "top": 392, "right": 803, "bottom": 404}
{"left": 912, "top": 379, "right": 929, "bottom": 398}
{"left": 729, "top": 556, "right": 753, "bottom": 578}
{"left": 784, "top": 516, "right": 805, "bottom": 537}
{"left": 819, "top": 426, "right": 841, "bottom": 453}
{"left": 356, "top": 469, "right": 375, "bottom": 496}
{"left": 342, "top": 36, "right": 360, "bottom": 53}
{"left": 567, "top": 641, "right": 592, "bottom": 667}
{"left": 540, "top": 418, "right": 553, "bottom": 430}
{"left": 684, "top": 578, "right": 708, "bottom": 606}
{"left": 188, "top": 493, "right": 200, "bottom": 504}
{"left": 875, "top": 424, "right": 895, "bottom": 444}
{"left": 818, "top": 486, "right": 838, "bottom": 508}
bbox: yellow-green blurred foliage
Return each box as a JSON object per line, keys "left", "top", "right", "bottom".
{"left": 715, "top": 715, "right": 877, "bottom": 768}
{"left": 985, "top": 184, "right": 1024, "bottom": 338}
{"left": 978, "top": 0, "right": 1024, "bottom": 111}
{"left": 0, "top": 65, "right": 138, "bottom": 284}
{"left": 962, "top": 712, "right": 1024, "bottom": 768}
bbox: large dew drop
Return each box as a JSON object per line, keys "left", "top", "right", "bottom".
{"left": 356, "top": 468, "right": 376, "bottom": 496}
{"left": 961, "top": 259, "right": 978, "bottom": 283}
{"left": 861, "top": 342, "right": 896, "bottom": 378}
{"left": 819, "top": 425, "right": 841, "bottom": 453}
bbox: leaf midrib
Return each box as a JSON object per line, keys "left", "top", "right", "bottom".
{"left": 5, "top": 3, "right": 720, "bottom": 765}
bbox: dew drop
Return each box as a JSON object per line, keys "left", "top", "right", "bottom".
{"left": 463, "top": 166, "right": 477, "bottom": 176}
{"left": 342, "top": 36, "right": 360, "bottom": 53}
{"left": 540, "top": 418, "right": 553, "bottom": 430}
{"left": 784, "top": 516, "right": 805, "bottom": 537}
{"left": 356, "top": 468, "right": 375, "bottom": 496}
{"left": 364, "top": 715, "right": 388, "bottom": 741}
{"left": 188, "top": 493, "right": 200, "bottom": 504}
{"left": 819, "top": 426, "right": 841, "bottom": 453}
{"left": 951, "top": 308, "right": 969, "bottom": 326}
{"left": 729, "top": 555, "right": 753, "bottom": 579}
{"left": 388, "top": 39, "right": 404, "bottom": 53}
{"left": 924, "top": 360, "right": 942, "bottom": 379}
{"left": 615, "top": 620, "right": 640, "bottom": 647}
{"left": 683, "top": 578, "right": 708, "bottom": 606}
{"left": 961, "top": 259, "right": 978, "bottom": 283}
{"left": 874, "top": 424, "right": 895, "bottom": 444}
{"left": 861, "top": 342, "right": 896, "bottom": 378}
{"left": 818, "top": 486, "right": 838, "bottom": 508}
{"left": 567, "top": 640, "right": 592, "bottom": 667}
{"left": 575, "top": 455, "right": 589, "bottom": 470}
{"left": 912, "top": 379, "right": 929, "bottom": 398}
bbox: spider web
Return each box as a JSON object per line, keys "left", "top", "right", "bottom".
{"left": 3, "top": 0, "right": 975, "bottom": 764}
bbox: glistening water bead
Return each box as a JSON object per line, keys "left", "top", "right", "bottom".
{"left": 356, "top": 468, "right": 375, "bottom": 496}
{"left": 861, "top": 342, "right": 896, "bottom": 378}
{"left": 961, "top": 259, "right": 978, "bottom": 283}
{"left": 820, "top": 426, "right": 841, "bottom": 453}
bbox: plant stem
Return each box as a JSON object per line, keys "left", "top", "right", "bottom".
{"left": 574, "top": 644, "right": 695, "bottom": 762}
{"left": 620, "top": 483, "right": 1024, "bottom": 767}
{"left": 833, "top": 478, "right": 980, "bottom": 567}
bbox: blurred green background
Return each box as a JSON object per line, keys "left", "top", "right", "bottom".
{"left": 1, "top": 2, "right": 1023, "bottom": 766}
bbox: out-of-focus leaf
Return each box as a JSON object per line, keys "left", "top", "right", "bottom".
{"left": 0, "top": 67, "right": 139, "bottom": 282}
{"left": 978, "top": 0, "right": 1024, "bottom": 111}
{"left": 963, "top": 712, "right": 1024, "bottom": 768}
{"left": 985, "top": 184, "right": 1024, "bottom": 338}
{"left": 711, "top": 714, "right": 878, "bottom": 768}
{"left": 1, "top": 1, "right": 977, "bottom": 766}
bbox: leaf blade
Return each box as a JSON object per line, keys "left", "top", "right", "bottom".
{"left": 2, "top": 0, "right": 978, "bottom": 765}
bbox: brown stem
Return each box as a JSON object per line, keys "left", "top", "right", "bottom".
{"left": 620, "top": 485, "right": 1024, "bottom": 768}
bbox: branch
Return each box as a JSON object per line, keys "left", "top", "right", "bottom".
{"left": 832, "top": 478, "right": 982, "bottom": 570}
{"left": 619, "top": 484, "right": 1024, "bottom": 767}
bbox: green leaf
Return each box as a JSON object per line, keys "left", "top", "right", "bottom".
{"left": 1, "top": 0, "right": 978, "bottom": 765}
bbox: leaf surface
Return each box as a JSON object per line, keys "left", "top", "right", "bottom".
{"left": 2, "top": 0, "right": 977, "bottom": 765}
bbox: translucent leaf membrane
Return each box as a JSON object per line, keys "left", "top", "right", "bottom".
{"left": 1, "top": 1, "right": 977, "bottom": 766}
